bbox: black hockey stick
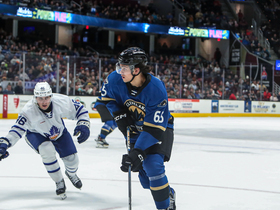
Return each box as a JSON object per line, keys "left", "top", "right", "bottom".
{"left": 126, "top": 126, "right": 132, "bottom": 210}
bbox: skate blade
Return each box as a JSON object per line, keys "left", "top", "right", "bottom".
{"left": 96, "top": 145, "right": 109, "bottom": 148}
{"left": 59, "top": 193, "right": 67, "bottom": 200}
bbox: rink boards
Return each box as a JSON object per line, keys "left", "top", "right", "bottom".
{"left": 0, "top": 94, "right": 280, "bottom": 119}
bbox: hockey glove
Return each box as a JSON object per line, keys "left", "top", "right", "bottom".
{"left": 120, "top": 148, "right": 146, "bottom": 172}
{"left": 113, "top": 110, "right": 138, "bottom": 138}
{"left": 73, "top": 120, "right": 90, "bottom": 144}
{"left": 0, "top": 137, "right": 10, "bottom": 161}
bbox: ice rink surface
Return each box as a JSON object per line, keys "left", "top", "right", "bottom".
{"left": 0, "top": 117, "right": 280, "bottom": 210}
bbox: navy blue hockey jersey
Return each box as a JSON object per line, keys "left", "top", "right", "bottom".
{"left": 99, "top": 71, "right": 173, "bottom": 151}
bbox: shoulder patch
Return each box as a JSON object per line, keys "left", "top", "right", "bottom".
{"left": 158, "top": 99, "right": 167, "bottom": 107}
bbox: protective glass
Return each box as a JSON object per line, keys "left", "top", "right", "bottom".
{"left": 116, "top": 62, "right": 134, "bottom": 75}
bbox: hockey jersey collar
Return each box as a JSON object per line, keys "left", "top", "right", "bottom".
{"left": 126, "top": 74, "right": 151, "bottom": 97}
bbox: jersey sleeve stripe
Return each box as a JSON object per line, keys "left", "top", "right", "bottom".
{"left": 9, "top": 130, "right": 22, "bottom": 138}
{"left": 143, "top": 122, "right": 166, "bottom": 131}
{"left": 12, "top": 125, "right": 26, "bottom": 132}
{"left": 100, "top": 97, "right": 116, "bottom": 101}
{"left": 77, "top": 111, "right": 89, "bottom": 119}
{"left": 75, "top": 105, "right": 84, "bottom": 118}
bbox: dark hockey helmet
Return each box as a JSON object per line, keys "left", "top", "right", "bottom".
{"left": 118, "top": 47, "right": 148, "bottom": 67}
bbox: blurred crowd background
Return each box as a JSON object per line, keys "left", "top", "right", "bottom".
{"left": 0, "top": 0, "right": 279, "bottom": 101}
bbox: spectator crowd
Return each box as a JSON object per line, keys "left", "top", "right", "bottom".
{"left": 0, "top": 0, "right": 276, "bottom": 101}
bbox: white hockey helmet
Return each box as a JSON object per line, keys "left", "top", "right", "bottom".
{"left": 34, "top": 82, "right": 52, "bottom": 98}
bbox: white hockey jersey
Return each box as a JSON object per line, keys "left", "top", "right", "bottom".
{"left": 5, "top": 93, "right": 90, "bottom": 147}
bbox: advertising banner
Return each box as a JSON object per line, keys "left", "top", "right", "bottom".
{"left": 3, "top": 95, "right": 8, "bottom": 118}
{"left": 0, "top": 4, "right": 229, "bottom": 39}
{"left": 244, "top": 100, "right": 252, "bottom": 113}
{"left": 251, "top": 101, "right": 280, "bottom": 113}
{"left": 211, "top": 100, "right": 219, "bottom": 113}
{"left": 1, "top": 95, "right": 280, "bottom": 118}
{"left": 168, "top": 99, "right": 212, "bottom": 113}
{"left": 4, "top": 95, "right": 99, "bottom": 114}
{"left": 218, "top": 100, "right": 244, "bottom": 113}
{"left": 229, "top": 33, "right": 241, "bottom": 66}
{"left": 169, "top": 99, "right": 200, "bottom": 113}
{"left": 183, "top": 27, "right": 229, "bottom": 39}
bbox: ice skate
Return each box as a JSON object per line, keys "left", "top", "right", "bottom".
{"left": 167, "top": 187, "right": 176, "bottom": 210}
{"left": 65, "top": 170, "right": 82, "bottom": 189}
{"left": 159, "top": 187, "right": 176, "bottom": 210}
{"left": 56, "top": 179, "right": 67, "bottom": 200}
{"left": 95, "top": 135, "right": 109, "bottom": 148}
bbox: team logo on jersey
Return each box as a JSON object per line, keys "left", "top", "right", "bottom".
{"left": 158, "top": 99, "right": 167, "bottom": 107}
{"left": 44, "top": 126, "right": 60, "bottom": 140}
{"left": 124, "top": 99, "right": 145, "bottom": 121}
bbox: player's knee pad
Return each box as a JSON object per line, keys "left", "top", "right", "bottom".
{"left": 62, "top": 153, "right": 79, "bottom": 173}
{"left": 38, "top": 141, "right": 56, "bottom": 161}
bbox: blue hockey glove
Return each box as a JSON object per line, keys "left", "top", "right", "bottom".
{"left": 73, "top": 120, "right": 90, "bottom": 144}
{"left": 120, "top": 148, "right": 146, "bottom": 172}
{"left": 113, "top": 110, "right": 138, "bottom": 138}
{"left": 0, "top": 137, "right": 10, "bottom": 161}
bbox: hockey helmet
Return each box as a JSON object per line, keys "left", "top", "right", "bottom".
{"left": 116, "top": 47, "right": 148, "bottom": 74}
{"left": 34, "top": 82, "right": 52, "bottom": 98}
{"left": 118, "top": 47, "right": 148, "bottom": 66}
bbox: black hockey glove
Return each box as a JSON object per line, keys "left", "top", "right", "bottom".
{"left": 120, "top": 148, "right": 146, "bottom": 172}
{"left": 0, "top": 137, "right": 9, "bottom": 161}
{"left": 113, "top": 110, "right": 138, "bottom": 137}
{"left": 73, "top": 120, "right": 90, "bottom": 144}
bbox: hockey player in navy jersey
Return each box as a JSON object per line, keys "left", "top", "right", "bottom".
{"left": 98, "top": 47, "right": 175, "bottom": 210}
{"left": 0, "top": 82, "right": 90, "bottom": 199}
{"left": 94, "top": 97, "right": 117, "bottom": 148}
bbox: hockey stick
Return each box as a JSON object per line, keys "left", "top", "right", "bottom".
{"left": 126, "top": 126, "right": 132, "bottom": 210}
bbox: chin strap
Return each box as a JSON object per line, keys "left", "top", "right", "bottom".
{"left": 126, "top": 71, "right": 141, "bottom": 83}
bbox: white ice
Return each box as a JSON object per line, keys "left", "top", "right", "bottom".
{"left": 0, "top": 117, "right": 280, "bottom": 210}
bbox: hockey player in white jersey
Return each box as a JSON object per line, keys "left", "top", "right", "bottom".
{"left": 0, "top": 82, "right": 91, "bottom": 199}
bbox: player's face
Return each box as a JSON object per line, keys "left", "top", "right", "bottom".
{"left": 118, "top": 64, "right": 133, "bottom": 82}
{"left": 36, "top": 96, "right": 51, "bottom": 110}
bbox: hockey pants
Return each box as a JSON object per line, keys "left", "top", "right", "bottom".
{"left": 25, "top": 129, "right": 79, "bottom": 183}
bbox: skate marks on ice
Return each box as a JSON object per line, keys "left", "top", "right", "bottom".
{"left": 0, "top": 176, "right": 127, "bottom": 210}
{"left": 1, "top": 118, "right": 280, "bottom": 209}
